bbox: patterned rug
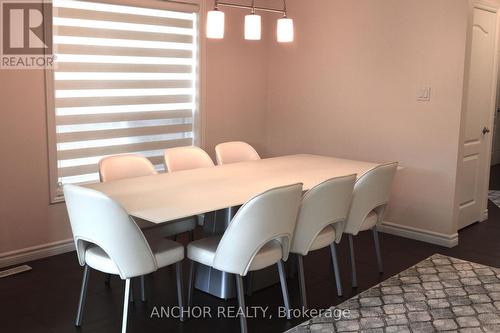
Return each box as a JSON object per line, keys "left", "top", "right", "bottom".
{"left": 287, "top": 254, "right": 500, "bottom": 332}
{"left": 489, "top": 190, "right": 500, "bottom": 208}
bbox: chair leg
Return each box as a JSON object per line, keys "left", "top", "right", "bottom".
{"left": 188, "top": 230, "right": 195, "bottom": 242}
{"left": 246, "top": 272, "right": 253, "bottom": 296}
{"left": 129, "top": 279, "right": 134, "bottom": 303}
{"left": 297, "top": 254, "right": 308, "bottom": 310}
{"left": 140, "top": 275, "right": 146, "bottom": 302}
{"left": 373, "top": 227, "right": 384, "bottom": 273}
{"left": 175, "top": 262, "right": 185, "bottom": 322}
{"left": 288, "top": 254, "right": 298, "bottom": 278}
{"left": 277, "top": 261, "right": 291, "bottom": 320}
{"left": 187, "top": 260, "right": 195, "bottom": 308}
{"left": 329, "top": 243, "right": 343, "bottom": 297}
{"left": 348, "top": 234, "right": 358, "bottom": 288}
{"left": 75, "top": 265, "right": 90, "bottom": 327}
{"left": 122, "top": 279, "right": 131, "bottom": 333}
{"left": 235, "top": 275, "right": 248, "bottom": 333}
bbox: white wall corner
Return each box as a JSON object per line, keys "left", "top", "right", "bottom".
{"left": 0, "top": 239, "right": 75, "bottom": 268}
{"left": 378, "top": 221, "right": 459, "bottom": 248}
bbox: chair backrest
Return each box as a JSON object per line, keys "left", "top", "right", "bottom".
{"left": 343, "top": 162, "right": 398, "bottom": 235}
{"left": 99, "top": 154, "right": 157, "bottom": 182}
{"left": 164, "top": 146, "right": 214, "bottom": 172}
{"left": 64, "top": 184, "right": 157, "bottom": 279}
{"left": 212, "top": 183, "right": 303, "bottom": 276}
{"left": 215, "top": 141, "right": 261, "bottom": 165}
{"left": 291, "top": 174, "right": 356, "bottom": 256}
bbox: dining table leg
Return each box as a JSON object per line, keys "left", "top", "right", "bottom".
{"left": 194, "top": 207, "right": 237, "bottom": 299}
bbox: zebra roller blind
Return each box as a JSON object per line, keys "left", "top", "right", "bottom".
{"left": 49, "top": 0, "right": 199, "bottom": 198}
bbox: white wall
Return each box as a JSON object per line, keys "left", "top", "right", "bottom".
{"left": 0, "top": 69, "right": 72, "bottom": 257}
{"left": 203, "top": 8, "right": 268, "bottom": 157}
{"left": 264, "top": 0, "right": 470, "bottom": 239}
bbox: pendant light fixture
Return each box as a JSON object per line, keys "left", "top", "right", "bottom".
{"left": 277, "top": 0, "right": 294, "bottom": 43}
{"left": 206, "top": 3, "right": 225, "bottom": 39}
{"left": 277, "top": 17, "right": 294, "bottom": 42}
{"left": 206, "top": 0, "right": 294, "bottom": 43}
{"left": 244, "top": 1, "right": 261, "bottom": 40}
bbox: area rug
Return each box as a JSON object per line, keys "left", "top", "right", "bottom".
{"left": 489, "top": 190, "right": 500, "bottom": 208}
{"left": 287, "top": 254, "right": 500, "bottom": 332}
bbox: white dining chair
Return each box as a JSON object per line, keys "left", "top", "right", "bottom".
{"left": 214, "top": 142, "right": 261, "bottom": 293}
{"left": 99, "top": 154, "right": 197, "bottom": 301}
{"left": 99, "top": 154, "right": 157, "bottom": 182}
{"left": 290, "top": 174, "right": 356, "bottom": 308}
{"left": 163, "top": 146, "right": 215, "bottom": 228}
{"left": 164, "top": 146, "right": 214, "bottom": 172}
{"left": 64, "top": 184, "right": 185, "bottom": 333}
{"left": 215, "top": 141, "right": 261, "bottom": 165}
{"left": 186, "top": 183, "right": 303, "bottom": 333}
{"left": 99, "top": 154, "right": 197, "bottom": 239}
{"left": 343, "top": 162, "right": 398, "bottom": 288}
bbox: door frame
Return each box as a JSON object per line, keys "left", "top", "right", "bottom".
{"left": 454, "top": 0, "right": 500, "bottom": 232}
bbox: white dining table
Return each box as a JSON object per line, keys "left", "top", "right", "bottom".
{"left": 85, "top": 154, "right": 380, "bottom": 223}
{"left": 85, "top": 154, "right": 382, "bottom": 298}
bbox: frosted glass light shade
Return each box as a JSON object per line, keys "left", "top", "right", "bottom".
{"left": 244, "top": 14, "right": 261, "bottom": 40}
{"left": 206, "top": 10, "right": 225, "bottom": 39}
{"left": 277, "top": 17, "right": 294, "bottom": 42}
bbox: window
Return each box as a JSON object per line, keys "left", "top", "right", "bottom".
{"left": 47, "top": 0, "right": 200, "bottom": 201}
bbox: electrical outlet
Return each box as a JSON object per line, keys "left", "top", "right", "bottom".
{"left": 417, "top": 87, "right": 431, "bottom": 102}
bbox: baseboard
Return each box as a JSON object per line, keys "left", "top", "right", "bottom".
{"left": 481, "top": 209, "right": 488, "bottom": 222}
{"left": 378, "top": 221, "right": 459, "bottom": 248}
{"left": 0, "top": 239, "right": 75, "bottom": 268}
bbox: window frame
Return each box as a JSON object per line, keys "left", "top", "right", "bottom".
{"left": 45, "top": 0, "right": 205, "bottom": 203}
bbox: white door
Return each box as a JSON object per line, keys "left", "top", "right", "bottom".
{"left": 458, "top": 5, "right": 498, "bottom": 229}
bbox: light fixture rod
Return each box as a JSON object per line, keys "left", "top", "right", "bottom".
{"left": 217, "top": 2, "right": 286, "bottom": 14}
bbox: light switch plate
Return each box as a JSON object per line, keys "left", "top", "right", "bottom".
{"left": 417, "top": 87, "right": 431, "bottom": 102}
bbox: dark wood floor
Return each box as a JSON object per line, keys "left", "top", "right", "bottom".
{"left": 3, "top": 194, "right": 500, "bottom": 332}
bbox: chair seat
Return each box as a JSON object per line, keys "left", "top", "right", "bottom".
{"left": 187, "top": 236, "right": 283, "bottom": 273}
{"left": 85, "top": 235, "right": 184, "bottom": 276}
{"left": 309, "top": 225, "right": 336, "bottom": 252}
{"left": 359, "top": 211, "right": 378, "bottom": 232}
